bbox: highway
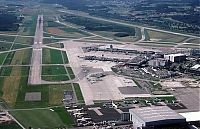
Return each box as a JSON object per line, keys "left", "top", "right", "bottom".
{"left": 28, "top": 15, "right": 43, "bottom": 85}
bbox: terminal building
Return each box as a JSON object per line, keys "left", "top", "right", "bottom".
{"left": 129, "top": 106, "right": 186, "bottom": 129}
{"left": 164, "top": 53, "right": 186, "bottom": 63}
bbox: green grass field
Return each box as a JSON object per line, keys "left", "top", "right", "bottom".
{"left": 47, "top": 43, "right": 64, "bottom": 48}
{"left": 0, "top": 122, "right": 22, "bottom": 129}
{"left": 14, "top": 36, "right": 34, "bottom": 45}
{"left": 41, "top": 65, "right": 75, "bottom": 81}
{"left": 0, "top": 42, "right": 12, "bottom": 51}
{"left": 74, "top": 83, "right": 84, "bottom": 103}
{"left": 42, "top": 48, "right": 68, "bottom": 64}
{"left": 3, "top": 51, "right": 15, "bottom": 65}
{"left": 42, "top": 65, "right": 67, "bottom": 75}
{"left": 15, "top": 76, "right": 76, "bottom": 108}
{"left": 66, "top": 67, "right": 75, "bottom": 79}
{"left": 0, "top": 66, "right": 12, "bottom": 76}
{"left": 49, "top": 84, "right": 72, "bottom": 105}
{"left": 0, "top": 35, "right": 16, "bottom": 42}
{"left": 11, "top": 43, "right": 30, "bottom": 50}
{"left": 62, "top": 51, "right": 69, "bottom": 64}
{"left": 43, "top": 38, "right": 62, "bottom": 44}
{"left": 10, "top": 48, "right": 32, "bottom": 65}
{"left": 19, "top": 16, "right": 37, "bottom": 36}
{"left": 43, "top": 32, "right": 69, "bottom": 39}
{"left": 42, "top": 48, "right": 63, "bottom": 64}
{"left": 10, "top": 107, "right": 74, "bottom": 129}
{"left": 186, "top": 38, "right": 200, "bottom": 44}
{"left": 0, "top": 53, "right": 8, "bottom": 65}
{"left": 145, "top": 29, "right": 188, "bottom": 43}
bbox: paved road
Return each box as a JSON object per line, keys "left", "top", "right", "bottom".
{"left": 28, "top": 15, "right": 43, "bottom": 85}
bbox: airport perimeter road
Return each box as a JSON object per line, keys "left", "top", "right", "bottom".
{"left": 28, "top": 15, "right": 43, "bottom": 85}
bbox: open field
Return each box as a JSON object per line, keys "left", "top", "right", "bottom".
{"left": 19, "top": 16, "right": 37, "bottom": 36}
{"left": 62, "top": 51, "right": 69, "bottom": 64}
{"left": 0, "top": 35, "right": 16, "bottom": 42}
{"left": 0, "top": 42, "right": 12, "bottom": 51}
{"left": 47, "top": 43, "right": 64, "bottom": 48}
{"left": 42, "top": 65, "right": 67, "bottom": 75}
{"left": 42, "top": 48, "right": 67, "bottom": 64}
{"left": 11, "top": 43, "right": 30, "bottom": 50}
{"left": 186, "top": 38, "right": 200, "bottom": 43}
{"left": 145, "top": 29, "right": 188, "bottom": 43}
{"left": 2, "top": 66, "right": 22, "bottom": 107}
{"left": 3, "top": 51, "right": 15, "bottom": 65}
{"left": 66, "top": 67, "right": 75, "bottom": 79}
{"left": 74, "top": 83, "right": 84, "bottom": 103}
{"left": 0, "top": 53, "right": 8, "bottom": 65}
{"left": 0, "top": 122, "right": 22, "bottom": 129}
{"left": 10, "top": 48, "right": 32, "bottom": 65}
{"left": 43, "top": 32, "right": 69, "bottom": 39}
{"left": 43, "top": 37, "right": 63, "bottom": 44}
{"left": 10, "top": 107, "right": 74, "bottom": 129}
{"left": 41, "top": 65, "right": 70, "bottom": 81}
{"left": 0, "top": 66, "right": 12, "bottom": 76}
{"left": 14, "top": 36, "right": 34, "bottom": 45}
{"left": 49, "top": 84, "right": 72, "bottom": 105}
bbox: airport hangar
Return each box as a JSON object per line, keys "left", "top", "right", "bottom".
{"left": 129, "top": 106, "right": 186, "bottom": 129}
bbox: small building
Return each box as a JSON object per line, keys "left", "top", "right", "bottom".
{"left": 129, "top": 106, "right": 186, "bottom": 129}
{"left": 164, "top": 53, "right": 186, "bottom": 63}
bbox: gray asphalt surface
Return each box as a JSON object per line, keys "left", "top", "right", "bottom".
{"left": 28, "top": 15, "right": 43, "bottom": 85}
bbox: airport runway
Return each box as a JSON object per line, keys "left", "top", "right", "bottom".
{"left": 28, "top": 15, "right": 43, "bottom": 85}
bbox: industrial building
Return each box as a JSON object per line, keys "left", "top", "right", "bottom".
{"left": 129, "top": 106, "right": 186, "bottom": 129}
{"left": 164, "top": 53, "right": 186, "bottom": 63}
{"left": 148, "top": 58, "right": 168, "bottom": 68}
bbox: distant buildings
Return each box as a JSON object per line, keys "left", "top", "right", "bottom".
{"left": 190, "top": 49, "right": 200, "bottom": 56}
{"left": 164, "top": 53, "right": 186, "bottom": 63}
{"left": 129, "top": 106, "right": 186, "bottom": 129}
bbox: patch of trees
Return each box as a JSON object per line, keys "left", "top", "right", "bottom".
{"left": 61, "top": 15, "right": 135, "bottom": 36}
{"left": 0, "top": 13, "right": 21, "bottom": 31}
{"left": 114, "top": 32, "right": 130, "bottom": 37}
{"left": 172, "top": 14, "right": 200, "bottom": 26}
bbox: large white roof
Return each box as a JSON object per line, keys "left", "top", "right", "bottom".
{"left": 164, "top": 53, "right": 185, "bottom": 57}
{"left": 179, "top": 111, "right": 200, "bottom": 122}
{"left": 191, "top": 64, "right": 200, "bottom": 70}
{"left": 129, "top": 106, "right": 185, "bottom": 122}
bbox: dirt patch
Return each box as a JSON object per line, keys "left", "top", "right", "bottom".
{"left": 47, "top": 27, "right": 65, "bottom": 35}
{"left": 2, "top": 66, "right": 21, "bottom": 107}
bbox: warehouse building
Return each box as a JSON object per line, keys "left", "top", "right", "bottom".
{"left": 164, "top": 53, "right": 186, "bottom": 63}
{"left": 129, "top": 106, "right": 186, "bottom": 129}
